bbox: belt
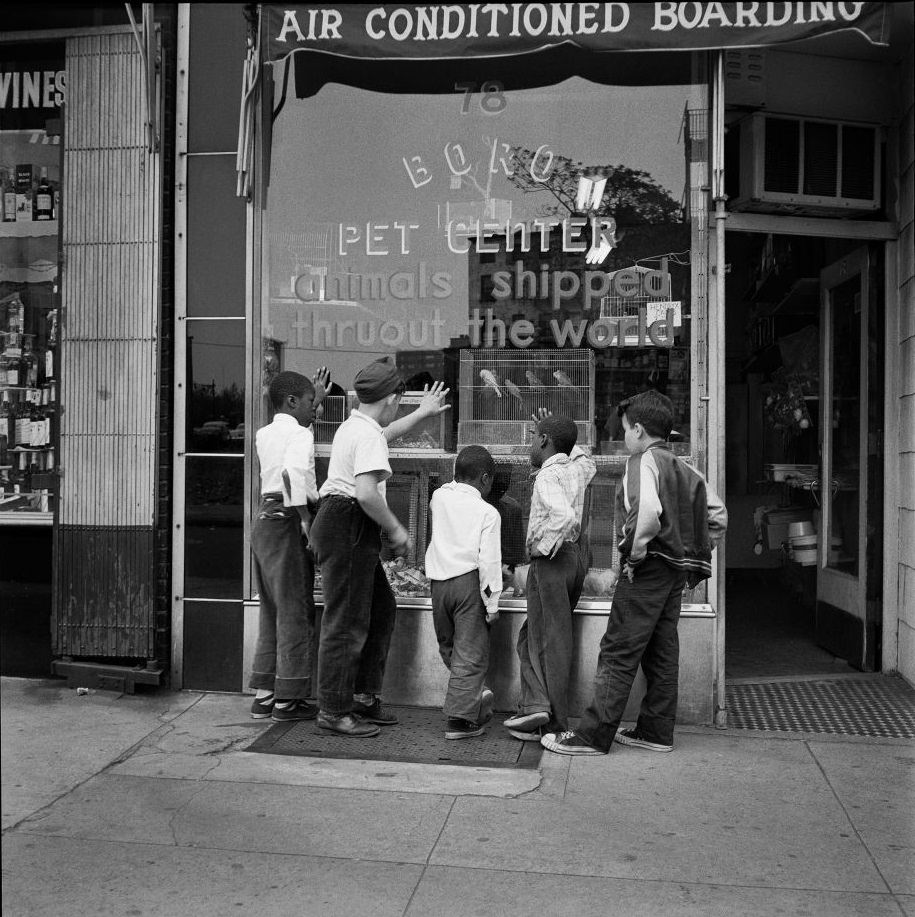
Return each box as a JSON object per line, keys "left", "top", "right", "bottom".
{"left": 261, "top": 492, "right": 284, "bottom": 501}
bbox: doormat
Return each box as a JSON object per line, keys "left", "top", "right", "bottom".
{"left": 726, "top": 677, "right": 915, "bottom": 738}
{"left": 246, "top": 705, "right": 543, "bottom": 769}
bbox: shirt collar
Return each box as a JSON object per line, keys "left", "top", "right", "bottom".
{"left": 350, "top": 409, "right": 384, "bottom": 434}
{"left": 272, "top": 413, "right": 298, "bottom": 426}
{"left": 445, "top": 480, "right": 483, "bottom": 499}
{"left": 531, "top": 452, "right": 569, "bottom": 479}
{"left": 541, "top": 453, "right": 569, "bottom": 470}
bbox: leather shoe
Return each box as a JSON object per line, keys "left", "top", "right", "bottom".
{"left": 317, "top": 712, "right": 380, "bottom": 737}
{"left": 351, "top": 697, "right": 398, "bottom": 725}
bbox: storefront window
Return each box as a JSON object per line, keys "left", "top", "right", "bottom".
{"left": 263, "top": 63, "right": 705, "bottom": 603}
{"left": 0, "top": 42, "right": 64, "bottom": 521}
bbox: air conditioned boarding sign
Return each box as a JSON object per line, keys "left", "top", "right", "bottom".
{"left": 265, "top": 3, "right": 889, "bottom": 61}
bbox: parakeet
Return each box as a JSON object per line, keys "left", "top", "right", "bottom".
{"left": 525, "top": 370, "right": 546, "bottom": 388}
{"left": 553, "top": 370, "right": 575, "bottom": 387}
{"left": 480, "top": 369, "right": 502, "bottom": 397}
{"left": 504, "top": 379, "right": 523, "bottom": 402}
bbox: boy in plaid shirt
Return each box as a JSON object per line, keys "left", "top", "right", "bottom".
{"left": 504, "top": 414, "right": 595, "bottom": 740}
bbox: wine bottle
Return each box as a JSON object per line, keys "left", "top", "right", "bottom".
{"left": 1, "top": 170, "right": 17, "bottom": 222}
{"left": 34, "top": 167, "right": 53, "bottom": 221}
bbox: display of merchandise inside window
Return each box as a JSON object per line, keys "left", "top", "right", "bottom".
{"left": 262, "top": 62, "right": 705, "bottom": 603}
{"left": 1, "top": 44, "right": 64, "bottom": 520}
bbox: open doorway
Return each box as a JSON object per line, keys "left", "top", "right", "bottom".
{"left": 724, "top": 231, "right": 883, "bottom": 681}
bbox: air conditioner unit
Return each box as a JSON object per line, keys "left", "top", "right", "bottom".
{"left": 732, "top": 113, "right": 881, "bottom": 215}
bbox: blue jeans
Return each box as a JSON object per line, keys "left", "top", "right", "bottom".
{"left": 516, "top": 541, "right": 587, "bottom": 732}
{"left": 432, "top": 570, "right": 491, "bottom": 722}
{"left": 576, "top": 555, "right": 687, "bottom": 751}
{"left": 249, "top": 496, "right": 315, "bottom": 700}
{"left": 310, "top": 495, "right": 397, "bottom": 715}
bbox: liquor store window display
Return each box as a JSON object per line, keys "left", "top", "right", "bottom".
{"left": 260, "top": 58, "right": 705, "bottom": 605}
{"left": 0, "top": 43, "right": 64, "bottom": 524}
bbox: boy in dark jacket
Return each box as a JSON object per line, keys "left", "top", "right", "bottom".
{"left": 541, "top": 390, "right": 727, "bottom": 756}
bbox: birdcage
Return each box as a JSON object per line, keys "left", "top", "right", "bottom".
{"left": 313, "top": 394, "right": 347, "bottom": 450}
{"left": 347, "top": 391, "right": 450, "bottom": 454}
{"left": 458, "top": 349, "right": 595, "bottom": 453}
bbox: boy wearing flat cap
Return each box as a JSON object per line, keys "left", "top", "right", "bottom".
{"left": 309, "top": 358, "right": 450, "bottom": 737}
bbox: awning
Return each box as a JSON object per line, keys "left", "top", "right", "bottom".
{"left": 264, "top": 3, "right": 890, "bottom": 63}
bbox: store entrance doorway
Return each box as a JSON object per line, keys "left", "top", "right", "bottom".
{"left": 723, "top": 232, "right": 883, "bottom": 681}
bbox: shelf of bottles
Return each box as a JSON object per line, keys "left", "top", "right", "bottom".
{"left": 0, "top": 295, "right": 58, "bottom": 518}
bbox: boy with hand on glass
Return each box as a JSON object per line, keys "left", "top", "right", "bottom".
{"left": 504, "top": 413, "right": 596, "bottom": 741}
{"left": 310, "top": 358, "right": 450, "bottom": 737}
{"left": 541, "top": 390, "right": 727, "bottom": 756}
{"left": 426, "top": 445, "right": 502, "bottom": 740}
{"left": 248, "top": 369, "right": 327, "bottom": 722}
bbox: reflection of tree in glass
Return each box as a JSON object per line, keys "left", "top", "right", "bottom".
{"left": 190, "top": 381, "right": 245, "bottom": 430}
{"left": 508, "top": 147, "right": 681, "bottom": 225}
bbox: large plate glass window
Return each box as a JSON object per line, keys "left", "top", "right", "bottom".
{"left": 263, "top": 56, "right": 704, "bottom": 603}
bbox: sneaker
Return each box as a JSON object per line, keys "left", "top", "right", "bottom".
{"left": 271, "top": 699, "right": 318, "bottom": 722}
{"left": 317, "top": 711, "right": 381, "bottom": 737}
{"left": 614, "top": 728, "right": 673, "bottom": 753}
{"left": 249, "top": 694, "right": 275, "bottom": 719}
{"left": 508, "top": 726, "right": 544, "bottom": 742}
{"left": 503, "top": 710, "right": 549, "bottom": 732}
{"left": 351, "top": 697, "right": 398, "bottom": 725}
{"left": 540, "top": 731, "right": 604, "bottom": 756}
{"left": 445, "top": 718, "right": 484, "bottom": 740}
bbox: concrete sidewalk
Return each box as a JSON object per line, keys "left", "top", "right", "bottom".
{"left": 2, "top": 677, "right": 913, "bottom": 917}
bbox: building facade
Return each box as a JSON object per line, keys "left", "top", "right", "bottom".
{"left": 2, "top": 3, "right": 913, "bottom": 718}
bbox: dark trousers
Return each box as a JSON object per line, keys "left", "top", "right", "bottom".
{"left": 576, "top": 555, "right": 687, "bottom": 752}
{"left": 517, "top": 541, "right": 587, "bottom": 731}
{"left": 432, "top": 570, "right": 490, "bottom": 722}
{"left": 309, "top": 495, "right": 397, "bottom": 715}
{"left": 249, "top": 496, "right": 315, "bottom": 700}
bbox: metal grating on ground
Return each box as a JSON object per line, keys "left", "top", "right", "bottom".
{"left": 727, "top": 677, "right": 915, "bottom": 738}
{"left": 246, "top": 705, "right": 542, "bottom": 769}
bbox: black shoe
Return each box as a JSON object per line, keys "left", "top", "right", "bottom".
{"left": 614, "top": 727, "right": 673, "bottom": 753}
{"left": 540, "top": 731, "right": 604, "bottom": 756}
{"left": 271, "top": 699, "right": 318, "bottom": 722}
{"left": 249, "top": 694, "right": 275, "bottom": 719}
{"left": 445, "top": 718, "right": 484, "bottom": 740}
{"left": 317, "top": 712, "right": 381, "bottom": 737}
{"left": 351, "top": 697, "right": 398, "bottom": 725}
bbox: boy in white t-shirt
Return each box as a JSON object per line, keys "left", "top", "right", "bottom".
{"left": 248, "top": 370, "right": 324, "bottom": 723}
{"left": 425, "top": 446, "right": 502, "bottom": 739}
{"left": 309, "top": 358, "right": 450, "bottom": 737}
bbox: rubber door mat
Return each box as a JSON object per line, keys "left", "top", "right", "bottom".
{"left": 726, "top": 677, "right": 915, "bottom": 738}
{"left": 246, "top": 705, "right": 543, "bottom": 769}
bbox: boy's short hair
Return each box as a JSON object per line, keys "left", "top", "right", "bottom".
{"left": 269, "top": 371, "right": 313, "bottom": 410}
{"left": 617, "top": 390, "right": 674, "bottom": 439}
{"left": 454, "top": 445, "right": 495, "bottom": 482}
{"left": 537, "top": 415, "right": 578, "bottom": 455}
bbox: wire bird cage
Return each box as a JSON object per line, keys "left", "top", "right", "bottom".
{"left": 458, "top": 349, "right": 595, "bottom": 453}
{"left": 313, "top": 394, "right": 347, "bottom": 447}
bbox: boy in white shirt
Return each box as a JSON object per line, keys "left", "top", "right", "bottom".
{"left": 310, "top": 358, "right": 450, "bottom": 737}
{"left": 426, "top": 446, "right": 502, "bottom": 739}
{"left": 249, "top": 370, "right": 322, "bottom": 722}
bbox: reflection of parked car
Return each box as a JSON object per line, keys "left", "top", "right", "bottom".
{"left": 193, "top": 420, "right": 231, "bottom": 443}
{"left": 229, "top": 423, "right": 246, "bottom": 441}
